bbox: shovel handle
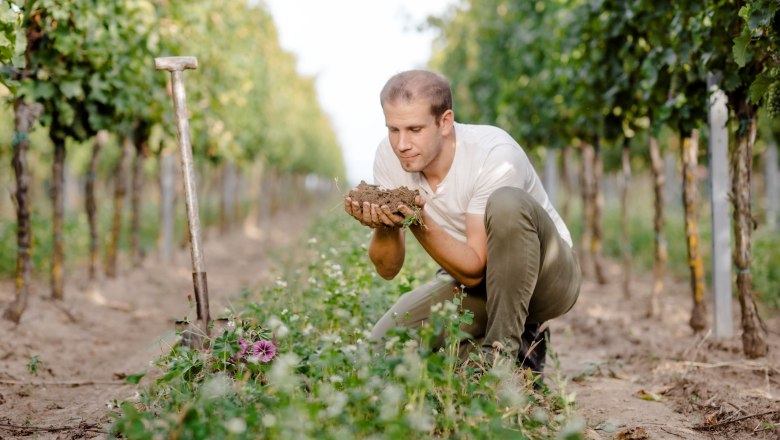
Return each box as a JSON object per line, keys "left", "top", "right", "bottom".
{"left": 156, "top": 56, "right": 211, "bottom": 336}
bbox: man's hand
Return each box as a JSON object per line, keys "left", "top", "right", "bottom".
{"left": 344, "top": 193, "right": 424, "bottom": 229}
{"left": 344, "top": 195, "right": 409, "bottom": 229}
{"left": 395, "top": 194, "right": 425, "bottom": 225}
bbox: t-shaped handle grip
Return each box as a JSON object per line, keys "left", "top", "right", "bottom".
{"left": 155, "top": 56, "right": 198, "bottom": 72}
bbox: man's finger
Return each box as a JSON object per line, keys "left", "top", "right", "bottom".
{"left": 362, "top": 202, "right": 372, "bottom": 223}
{"left": 380, "top": 205, "right": 402, "bottom": 226}
{"left": 370, "top": 204, "right": 381, "bottom": 224}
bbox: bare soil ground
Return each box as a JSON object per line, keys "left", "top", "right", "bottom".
{"left": 0, "top": 210, "right": 308, "bottom": 439}
{"left": 0, "top": 214, "right": 778, "bottom": 439}
{"left": 555, "top": 262, "right": 780, "bottom": 440}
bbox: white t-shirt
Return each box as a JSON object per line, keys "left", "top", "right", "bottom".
{"left": 373, "top": 122, "right": 573, "bottom": 247}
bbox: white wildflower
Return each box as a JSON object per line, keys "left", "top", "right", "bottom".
{"left": 379, "top": 384, "right": 403, "bottom": 420}
{"left": 224, "top": 418, "right": 246, "bottom": 434}
{"left": 267, "top": 316, "right": 283, "bottom": 330}
{"left": 384, "top": 336, "right": 400, "bottom": 351}
{"left": 200, "top": 374, "right": 231, "bottom": 401}
{"left": 275, "top": 323, "right": 289, "bottom": 339}
{"left": 262, "top": 413, "right": 277, "bottom": 427}
{"left": 325, "top": 391, "right": 348, "bottom": 418}
{"left": 333, "top": 308, "right": 351, "bottom": 319}
{"left": 498, "top": 382, "right": 527, "bottom": 408}
{"left": 532, "top": 408, "right": 548, "bottom": 423}
{"left": 269, "top": 353, "right": 300, "bottom": 392}
{"left": 406, "top": 411, "right": 434, "bottom": 432}
{"left": 557, "top": 417, "right": 586, "bottom": 439}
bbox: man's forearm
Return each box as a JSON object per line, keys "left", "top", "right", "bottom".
{"left": 409, "top": 214, "right": 485, "bottom": 287}
{"left": 368, "top": 227, "right": 405, "bottom": 280}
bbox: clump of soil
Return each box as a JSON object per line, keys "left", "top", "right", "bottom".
{"left": 348, "top": 181, "right": 420, "bottom": 214}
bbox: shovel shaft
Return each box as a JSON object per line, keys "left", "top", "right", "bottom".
{"left": 158, "top": 59, "right": 211, "bottom": 330}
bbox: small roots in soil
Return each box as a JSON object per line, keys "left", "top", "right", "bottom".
{"left": 348, "top": 180, "right": 423, "bottom": 227}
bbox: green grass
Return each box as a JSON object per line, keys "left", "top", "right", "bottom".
{"left": 0, "top": 191, "right": 239, "bottom": 279}
{"left": 562, "top": 178, "right": 780, "bottom": 310}
{"left": 108, "top": 209, "right": 585, "bottom": 439}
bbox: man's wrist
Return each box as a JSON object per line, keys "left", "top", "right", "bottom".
{"left": 374, "top": 224, "right": 399, "bottom": 235}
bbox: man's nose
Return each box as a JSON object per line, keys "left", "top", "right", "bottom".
{"left": 397, "top": 132, "right": 412, "bottom": 151}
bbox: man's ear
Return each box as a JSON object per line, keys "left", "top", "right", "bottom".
{"left": 439, "top": 109, "right": 455, "bottom": 135}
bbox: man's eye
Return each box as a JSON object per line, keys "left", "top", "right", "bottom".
{"left": 411, "top": 128, "right": 422, "bottom": 133}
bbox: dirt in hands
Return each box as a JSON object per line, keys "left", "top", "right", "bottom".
{"left": 348, "top": 180, "right": 421, "bottom": 214}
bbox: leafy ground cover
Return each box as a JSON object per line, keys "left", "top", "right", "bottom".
{"left": 110, "top": 210, "right": 584, "bottom": 439}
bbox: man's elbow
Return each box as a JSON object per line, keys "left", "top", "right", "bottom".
{"left": 373, "top": 261, "right": 402, "bottom": 280}
{"left": 377, "top": 269, "right": 398, "bottom": 280}
{"left": 461, "top": 275, "right": 484, "bottom": 289}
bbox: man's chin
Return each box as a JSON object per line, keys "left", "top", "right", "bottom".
{"left": 401, "top": 161, "right": 421, "bottom": 172}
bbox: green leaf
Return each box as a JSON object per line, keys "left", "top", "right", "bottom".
{"left": 748, "top": 74, "right": 773, "bottom": 105}
{"left": 12, "top": 26, "right": 26, "bottom": 67}
{"left": 738, "top": 5, "right": 749, "bottom": 19}
{"left": 33, "top": 81, "right": 56, "bottom": 100}
{"left": 125, "top": 371, "right": 146, "bottom": 384}
{"left": 59, "top": 80, "right": 83, "bottom": 99}
{"left": 732, "top": 32, "right": 750, "bottom": 67}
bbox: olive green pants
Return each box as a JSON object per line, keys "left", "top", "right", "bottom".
{"left": 369, "top": 187, "right": 582, "bottom": 358}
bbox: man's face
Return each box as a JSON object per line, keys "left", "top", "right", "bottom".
{"left": 383, "top": 99, "right": 449, "bottom": 174}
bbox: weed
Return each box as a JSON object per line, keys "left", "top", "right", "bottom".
{"left": 110, "top": 209, "right": 582, "bottom": 439}
{"left": 26, "top": 355, "right": 41, "bottom": 376}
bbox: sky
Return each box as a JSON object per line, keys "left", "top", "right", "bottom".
{"left": 262, "top": 0, "right": 456, "bottom": 185}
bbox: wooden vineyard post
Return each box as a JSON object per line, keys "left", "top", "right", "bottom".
{"left": 766, "top": 137, "right": 779, "bottom": 231}
{"left": 681, "top": 130, "right": 707, "bottom": 332}
{"left": 155, "top": 56, "right": 211, "bottom": 347}
{"left": 647, "top": 136, "right": 667, "bottom": 317}
{"left": 105, "top": 135, "right": 132, "bottom": 278}
{"left": 619, "top": 140, "right": 632, "bottom": 298}
{"left": 86, "top": 131, "right": 108, "bottom": 281}
{"left": 707, "top": 73, "right": 733, "bottom": 339}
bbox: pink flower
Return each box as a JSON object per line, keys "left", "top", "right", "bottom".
{"left": 252, "top": 339, "right": 277, "bottom": 363}
{"left": 232, "top": 338, "right": 250, "bottom": 362}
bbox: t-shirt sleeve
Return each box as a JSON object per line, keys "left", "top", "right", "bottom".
{"left": 467, "top": 143, "right": 535, "bottom": 214}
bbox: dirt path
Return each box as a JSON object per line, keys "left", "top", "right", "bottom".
{"left": 1, "top": 213, "right": 778, "bottom": 439}
{"left": 0, "top": 209, "right": 311, "bottom": 439}
{"left": 554, "top": 262, "right": 780, "bottom": 440}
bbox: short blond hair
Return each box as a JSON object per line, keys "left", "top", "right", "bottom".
{"left": 380, "top": 70, "right": 453, "bottom": 122}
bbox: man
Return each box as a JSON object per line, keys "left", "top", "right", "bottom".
{"left": 344, "top": 69, "right": 581, "bottom": 375}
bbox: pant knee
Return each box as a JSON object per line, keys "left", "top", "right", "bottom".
{"left": 485, "top": 187, "right": 538, "bottom": 237}
{"left": 486, "top": 187, "right": 536, "bottom": 219}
